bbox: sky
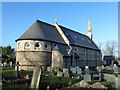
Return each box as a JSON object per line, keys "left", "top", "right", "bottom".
{"left": 2, "top": 2, "right": 118, "bottom": 50}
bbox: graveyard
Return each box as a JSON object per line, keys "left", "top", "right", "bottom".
{"left": 1, "top": 63, "right": 120, "bottom": 90}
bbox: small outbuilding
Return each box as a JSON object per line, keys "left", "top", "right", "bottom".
{"left": 103, "top": 56, "right": 115, "bottom": 66}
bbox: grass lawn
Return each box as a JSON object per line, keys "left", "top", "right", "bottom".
{"left": 2, "top": 67, "right": 81, "bottom": 89}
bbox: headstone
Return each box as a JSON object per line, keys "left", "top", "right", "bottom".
{"left": 50, "top": 68, "right": 55, "bottom": 76}
{"left": 84, "top": 66, "right": 91, "bottom": 82}
{"left": 85, "top": 66, "right": 90, "bottom": 75}
{"left": 30, "top": 64, "right": 42, "bottom": 89}
{"left": 47, "top": 66, "right": 51, "bottom": 72}
{"left": 104, "top": 74, "right": 116, "bottom": 82}
{"left": 76, "top": 66, "right": 81, "bottom": 74}
{"left": 113, "top": 64, "right": 120, "bottom": 73}
{"left": 115, "top": 76, "right": 120, "bottom": 90}
{"left": 96, "top": 66, "right": 102, "bottom": 72}
{"left": 24, "top": 74, "right": 30, "bottom": 79}
{"left": 98, "top": 72, "right": 102, "bottom": 81}
{"left": 101, "top": 65, "right": 105, "bottom": 70}
{"left": 84, "top": 74, "right": 91, "bottom": 82}
{"left": 72, "top": 67, "right": 76, "bottom": 74}
{"left": 57, "top": 71, "right": 63, "bottom": 77}
{"left": 9, "top": 62, "right": 12, "bottom": 67}
{"left": 14, "top": 62, "right": 20, "bottom": 78}
{"left": 3, "top": 62, "right": 7, "bottom": 67}
{"left": 63, "top": 68, "right": 69, "bottom": 77}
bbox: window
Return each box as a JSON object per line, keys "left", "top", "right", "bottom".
{"left": 75, "top": 35, "right": 78, "bottom": 39}
{"left": 35, "top": 42, "right": 41, "bottom": 48}
{"left": 65, "top": 32, "right": 69, "bottom": 36}
{"left": 25, "top": 43, "right": 31, "bottom": 48}
{"left": 45, "top": 45, "right": 48, "bottom": 49}
{"left": 74, "top": 47, "right": 78, "bottom": 52}
{"left": 82, "top": 38, "right": 85, "bottom": 41}
{"left": 88, "top": 40, "right": 91, "bottom": 43}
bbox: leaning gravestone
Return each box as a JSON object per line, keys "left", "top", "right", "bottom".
{"left": 63, "top": 68, "right": 69, "bottom": 77}
{"left": 84, "top": 66, "right": 91, "bottom": 82}
{"left": 30, "top": 64, "right": 42, "bottom": 89}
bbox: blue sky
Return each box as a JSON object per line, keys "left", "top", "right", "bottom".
{"left": 2, "top": 2, "right": 118, "bottom": 49}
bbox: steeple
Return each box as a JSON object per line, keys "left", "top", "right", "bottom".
{"left": 87, "top": 19, "right": 92, "bottom": 39}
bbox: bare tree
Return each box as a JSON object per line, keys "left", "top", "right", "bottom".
{"left": 103, "top": 40, "right": 118, "bottom": 56}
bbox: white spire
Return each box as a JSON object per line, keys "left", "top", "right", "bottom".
{"left": 87, "top": 19, "right": 92, "bottom": 39}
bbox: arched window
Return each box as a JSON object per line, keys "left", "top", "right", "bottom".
{"left": 17, "top": 43, "right": 20, "bottom": 50}
{"left": 25, "top": 42, "right": 31, "bottom": 48}
{"left": 35, "top": 42, "right": 41, "bottom": 48}
{"left": 45, "top": 45, "right": 48, "bottom": 48}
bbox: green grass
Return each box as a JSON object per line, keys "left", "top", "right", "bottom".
{"left": 101, "top": 81, "right": 115, "bottom": 90}
{"left": 41, "top": 76, "right": 81, "bottom": 85}
{"left": 2, "top": 83, "right": 30, "bottom": 90}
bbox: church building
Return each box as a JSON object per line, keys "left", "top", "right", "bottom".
{"left": 16, "top": 19, "right": 102, "bottom": 71}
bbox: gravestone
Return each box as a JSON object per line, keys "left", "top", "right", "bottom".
{"left": 76, "top": 66, "right": 81, "bottom": 74}
{"left": 3, "top": 62, "right": 7, "bottom": 67}
{"left": 101, "top": 65, "right": 105, "bottom": 70}
{"left": 85, "top": 66, "right": 90, "bottom": 75}
{"left": 9, "top": 62, "right": 12, "bottom": 67}
{"left": 84, "top": 66, "right": 91, "bottom": 82}
{"left": 84, "top": 74, "right": 91, "bottom": 82}
{"left": 24, "top": 74, "right": 30, "bottom": 79}
{"left": 14, "top": 62, "right": 20, "bottom": 78}
{"left": 72, "top": 67, "right": 76, "bottom": 74}
{"left": 115, "top": 76, "right": 120, "bottom": 90}
{"left": 96, "top": 66, "right": 102, "bottom": 81}
{"left": 113, "top": 64, "right": 120, "bottom": 73}
{"left": 30, "top": 64, "right": 42, "bottom": 89}
{"left": 104, "top": 74, "right": 116, "bottom": 82}
{"left": 63, "top": 68, "right": 69, "bottom": 77}
{"left": 57, "top": 71, "right": 63, "bottom": 77}
{"left": 50, "top": 68, "right": 55, "bottom": 76}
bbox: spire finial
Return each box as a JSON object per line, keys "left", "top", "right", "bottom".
{"left": 55, "top": 19, "right": 58, "bottom": 24}
{"left": 87, "top": 18, "right": 92, "bottom": 39}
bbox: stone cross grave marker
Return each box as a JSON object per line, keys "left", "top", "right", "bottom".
{"left": 76, "top": 66, "right": 81, "bottom": 74}
{"left": 30, "top": 64, "right": 42, "bottom": 89}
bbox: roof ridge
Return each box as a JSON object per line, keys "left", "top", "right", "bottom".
{"left": 36, "top": 20, "right": 55, "bottom": 28}
{"left": 58, "top": 24, "right": 87, "bottom": 37}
